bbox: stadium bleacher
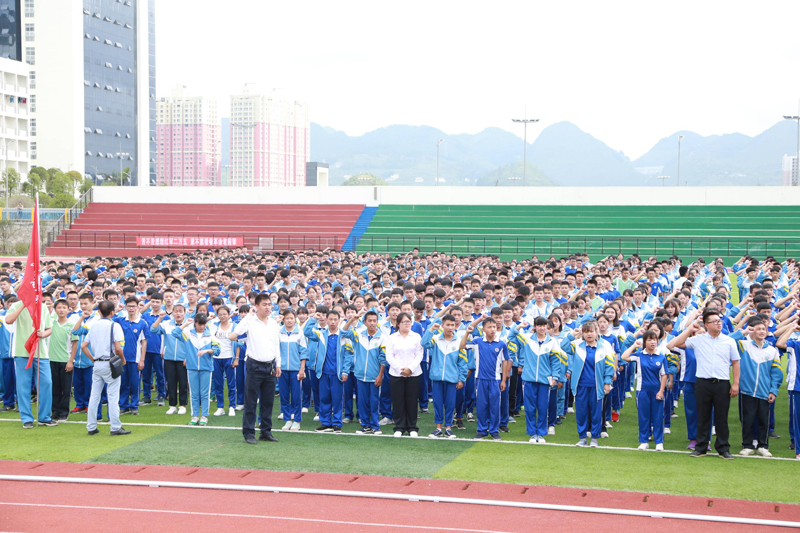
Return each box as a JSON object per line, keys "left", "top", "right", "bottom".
{"left": 355, "top": 205, "right": 800, "bottom": 262}
{"left": 45, "top": 203, "right": 364, "bottom": 256}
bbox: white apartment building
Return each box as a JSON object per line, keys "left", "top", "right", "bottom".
{"left": 0, "top": 56, "right": 29, "bottom": 189}
{"left": 230, "top": 86, "right": 309, "bottom": 187}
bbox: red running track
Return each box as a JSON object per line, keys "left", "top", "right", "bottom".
{"left": 0, "top": 461, "right": 794, "bottom": 532}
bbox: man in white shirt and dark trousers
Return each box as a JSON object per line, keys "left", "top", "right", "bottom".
{"left": 668, "top": 309, "right": 740, "bottom": 459}
{"left": 229, "top": 293, "right": 281, "bottom": 445}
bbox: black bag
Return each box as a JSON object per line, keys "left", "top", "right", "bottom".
{"left": 107, "top": 319, "right": 124, "bottom": 379}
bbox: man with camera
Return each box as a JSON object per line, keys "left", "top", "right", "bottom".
{"left": 229, "top": 293, "right": 281, "bottom": 445}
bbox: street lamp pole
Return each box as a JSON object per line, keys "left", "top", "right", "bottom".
{"left": 511, "top": 116, "right": 539, "bottom": 187}
{"left": 5, "top": 139, "right": 14, "bottom": 208}
{"left": 677, "top": 135, "right": 684, "bottom": 187}
{"left": 436, "top": 138, "right": 444, "bottom": 186}
{"left": 784, "top": 101, "right": 800, "bottom": 186}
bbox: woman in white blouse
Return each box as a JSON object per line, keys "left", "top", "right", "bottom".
{"left": 384, "top": 312, "right": 423, "bottom": 437}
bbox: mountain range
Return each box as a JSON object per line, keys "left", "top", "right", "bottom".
{"left": 309, "top": 120, "right": 797, "bottom": 187}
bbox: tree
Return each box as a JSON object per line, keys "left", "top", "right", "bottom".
{"left": 2, "top": 168, "right": 20, "bottom": 196}
{"left": 49, "top": 192, "right": 77, "bottom": 208}
{"left": 341, "top": 173, "right": 388, "bottom": 186}
{"left": 45, "top": 172, "right": 72, "bottom": 196}
{"left": 66, "top": 170, "right": 83, "bottom": 196}
{"left": 79, "top": 177, "right": 94, "bottom": 195}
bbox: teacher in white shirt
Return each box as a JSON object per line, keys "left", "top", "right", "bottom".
{"left": 385, "top": 312, "right": 423, "bottom": 438}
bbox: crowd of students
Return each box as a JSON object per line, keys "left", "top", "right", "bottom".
{"left": 0, "top": 249, "right": 798, "bottom": 458}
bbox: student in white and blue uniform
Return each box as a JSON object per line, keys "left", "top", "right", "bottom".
{"left": 150, "top": 305, "right": 188, "bottom": 414}
{"left": 278, "top": 309, "right": 308, "bottom": 431}
{"left": 0, "top": 308, "right": 15, "bottom": 411}
{"left": 140, "top": 293, "right": 167, "bottom": 406}
{"left": 211, "top": 306, "right": 237, "bottom": 417}
{"left": 621, "top": 331, "right": 668, "bottom": 450}
{"left": 114, "top": 297, "right": 148, "bottom": 415}
{"left": 777, "top": 324, "right": 800, "bottom": 459}
{"left": 561, "top": 320, "right": 616, "bottom": 447}
{"left": 461, "top": 317, "right": 511, "bottom": 440}
{"left": 173, "top": 312, "right": 219, "bottom": 425}
{"left": 421, "top": 315, "right": 468, "bottom": 439}
{"left": 342, "top": 309, "right": 387, "bottom": 435}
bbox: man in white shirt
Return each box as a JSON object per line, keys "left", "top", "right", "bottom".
{"left": 229, "top": 293, "right": 281, "bottom": 445}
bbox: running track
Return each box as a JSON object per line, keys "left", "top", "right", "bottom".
{"left": 0, "top": 461, "right": 796, "bottom": 532}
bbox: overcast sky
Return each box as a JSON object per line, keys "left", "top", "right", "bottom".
{"left": 156, "top": 0, "right": 800, "bottom": 159}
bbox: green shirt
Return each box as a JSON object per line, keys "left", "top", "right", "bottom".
{"left": 9, "top": 301, "right": 53, "bottom": 359}
{"left": 614, "top": 278, "right": 637, "bottom": 293}
{"left": 48, "top": 316, "right": 76, "bottom": 363}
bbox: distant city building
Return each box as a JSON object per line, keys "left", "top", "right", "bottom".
{"left": 229, "top": 86, "right": 309, "bottom": 187}
{"left": 25, "top": 0, "right": 155, "bottom": 186}
{"left": 305, "top": 162, "right": 328, "bottom": 186}
{"left": 156, "top": 85, "right": 220, "bottom": 186}
{"left": 782, "top": 154, "right": 798, "bottom": 186}
{"left": 0, "top": 56, "right": 29, "bottom": 187}
{"left": 0, "top": 0, "right": 21, "bottom": 62}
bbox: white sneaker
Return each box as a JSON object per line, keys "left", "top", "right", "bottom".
{"left": 291, "top": 422, "right": 301, "bottom": 431}
{"left": 625, "top": 392, "right": 632, "bottom": 399}
{"left": 166, "top": 406, "right": 177, "bottom": 415}
{"left": 200, "top": 416, "right": 208, "bottom": 425}
{"left": 638, "top": 443, "right": 649, "bottom": 450}
{"left": 410, "top": 431, "right": 418, "bottom": 438}
{"left": 548, "top": 426, "right": 556, "bottom": 435}
{"left": 756, "top": 447, "right": 773, "bottom": 458}
{"left": 605, "top": 421, "right": 613, "bottom": 428}
{"left": 313, "top": 414, "right": 320, "bottom": 422}
{"left": 373, "top": 430, "right": 382, "bottom": 435}
{"left": 537, "top": 436, "right": 546, "bottom": 444}
{"left": 589, "top": 439, "right": 599, "bottom": 447}
{"left": 190, "top": 417, "right": 199, "bottom": 425}
{"left": 600, "top": 431, "right": 609, "bottom": 438}
{"left": 673, "top": 400, "right": 679, "bottom": 408}
{"left": 235, "top": 404, "right": 244, "bottom": 411}
{"left": 278, "top": 413, "right": 284, "bottom": 420}
{"left": 752, "top": 439, "right": 758, "bottom": 447}
{"left": 567, "top": 407, "right": 575, "bottom": 414}
{"left": 739, "top": 448, "right": 755, "bottom": 456}
{"left": 586, "top": 431, "right": 592, "bottom": 438}
{"left": 302, "top": 407, "right": 308, "bottom": 413}
{"left": 671, "top": 412, "right": 679, "bottom": 418}
{"left": 664, "top": 427, "right": 671, "bottom": 435}
{"left": 213, "top": 408, "right": 225, "bottom": 417}
{"left": 228, "top": 407, "right": 235, "bottom": 417}
{"left": 394, "top": 431, "right": 402, "bottom": 438}
{"left": 343, "top": 418, "right": 352, "bottom": 424}
{"left": 712, "top": 426, "right": 716, "bottom": 436}
{"left": 178, "top": 406, "right": 186, "bottom": 415}
{"left": 379, "top": 417, "right": 392, "bottom": 426}
{"left": 282, "top": 421, "right": 292, "bottom": 430}
{"left": 655, "top": 443, "right": 664, "bottom": 451}
{"left": 529, "top": 436, "right": 538, "bottom": 443}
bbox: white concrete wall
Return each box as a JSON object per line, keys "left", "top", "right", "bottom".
{"left": 135, "top": 0, "right": 150, "bottom": 187}
{"left": 93, "top": 185, "right": 800, "bottom": 206}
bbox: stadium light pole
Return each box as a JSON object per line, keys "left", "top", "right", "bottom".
{"left": 436, "top": 138, "right": 444, "bottom": 186}
{"left": 656, "top": 175, "right": 670, "bottom": 187}
{"left": 784, "top": 102, "right": 800, "bottom": 186}
{"left": 676, "top": 135, "right": 684, "bottom": 187}
{"left": 511, "top": 117, "right": 539, "bottom": 187}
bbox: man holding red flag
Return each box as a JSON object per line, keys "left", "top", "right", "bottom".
{"left": 6, "top": 195, "right": 54, "bottom": 428}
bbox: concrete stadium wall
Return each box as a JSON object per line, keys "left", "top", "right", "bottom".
{"left": 93, "top": 185, "right": 800, "bottom": 207}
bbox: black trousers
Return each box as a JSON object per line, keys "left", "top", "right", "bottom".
{"left": 49, "top": 361, "right": 72, "bottom": 420}
{"left": 390, "top": 375, "right": 420, "bottom": 434}
{"left": 509, "top": 369, "right": 520, "bottom": 415}
{"left": 695, "top": 378, "right": 731, "bottom": 454}
{"left": 243, "top": 358, "right": 276, "bottom": 438}
{"left": 741, "top": 394, "right": 770, "bottom": 450}
{"left": 164, "top": 360, "right": 188, "bottom": 407}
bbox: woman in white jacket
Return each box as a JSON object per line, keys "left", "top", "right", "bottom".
{"left": 384, "top": 312, "right": 423, "bottom": 437}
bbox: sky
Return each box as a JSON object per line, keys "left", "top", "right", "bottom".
{"left": 156, "top": 0, "right": 800, "bottom": 160}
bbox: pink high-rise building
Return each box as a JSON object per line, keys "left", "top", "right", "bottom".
{"left": 230, "top": 86, "right": 309, "bottom": 187}
{"left": 156, "top": 85, "right": 220, "bottom": 186}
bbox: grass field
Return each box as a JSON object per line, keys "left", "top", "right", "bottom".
{"left": 3, "top": 275, "right": 796, "bottom": 503}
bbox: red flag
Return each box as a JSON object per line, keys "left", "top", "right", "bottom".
{"left": 17, "top": 194, "right": 41, "bottom": 369}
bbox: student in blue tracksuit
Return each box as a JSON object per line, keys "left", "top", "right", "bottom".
{"left": 173, "top": 312, "right": 219, "bottom": 426}
{"left": 297, "top": 307, "right": 313, "bottom": 413}
{"left": 777, "top": 324, "right": 800, "bottom": 460}
{"left": 114, "top": 297, "right": 148, "bottom": 415}
{"left": 561, "top": 320, "right": 616, "bottom": 447}
{"left": 140, "top": 294, "right": 167, "bottom": 406}
{"left": 150, "top": 305, "right": 188, "bottom": 415}
{"left": 460, "top": 315, "right": 511, "bottom": 440}
{"left": 277, "top": 310, "right": 308, "bottom": 431}
{"left": 673, "top": 327, "right": 700, "bottom": 450}
{"left": 232, "top": 305, "right": 249, "bottom": 410}
{"left": 211, "top": 306, "right": 237, "bottom": 417}
{"left": 421, "top": 315, "right": 468, "bottom": 439}
{"left": 508, "top": 317, "right": 565, "bottom": 443}
{"left": 621, "top": 331, "right": 668, "bottom": 450}
{"left": 342, "top": 309, "right": 387, "bottom": 435}
{"left": 304, "top": 310, "right": 353, "bottom": 432}
{"left": 733, "top": 317, "right": 783, "bottom": 457}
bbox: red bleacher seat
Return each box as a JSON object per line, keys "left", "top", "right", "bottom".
{"left": 45, "top": 203, "right": 364, "bottom": 257}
